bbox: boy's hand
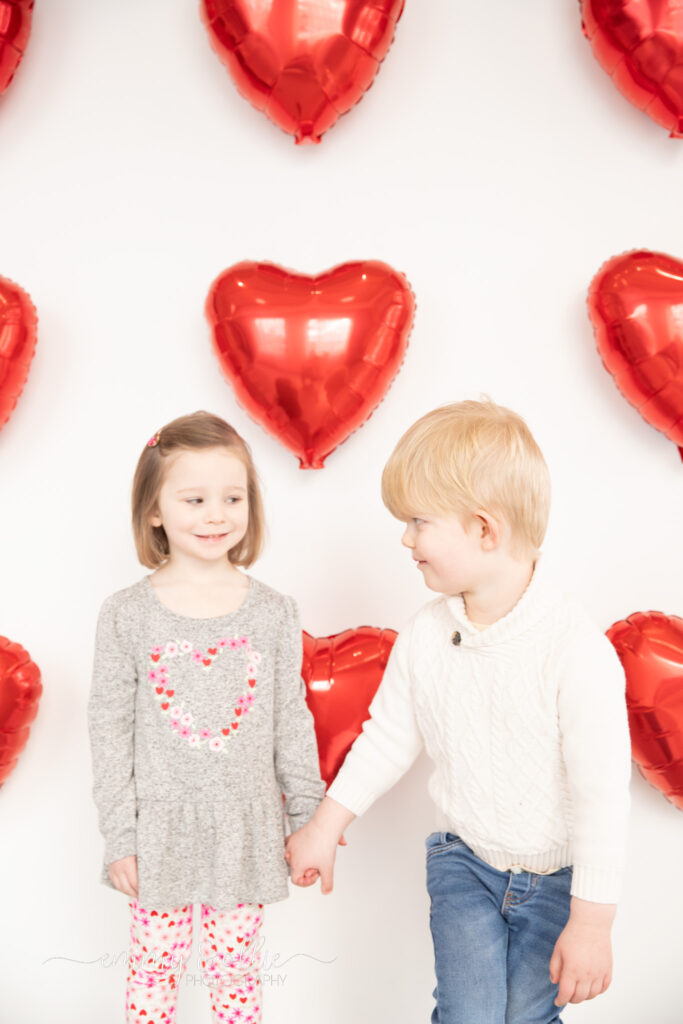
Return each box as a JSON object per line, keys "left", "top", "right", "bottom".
{"left": 108, "top": 855, "right": 139, "bottom": 899}
{"left": 549, "top": 898, "right": 615, "bottom": 1005}
{"left": 285, "top": 820, "right": 340, "bottom": 894}
{"left": 286, "top": 834, "right": 347, "bottom": 889}
{"left": 285, "top": 796, "right": 356, "bottom": 894}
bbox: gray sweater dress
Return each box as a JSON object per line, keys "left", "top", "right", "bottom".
{"left": 87, "top": 575, "right": 326, "bottom": 910}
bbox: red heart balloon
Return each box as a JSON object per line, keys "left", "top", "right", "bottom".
{"left": 302, "top": 626, "right": 396, "bottom": 786}
{"left": 607, "top": 612, "right": 683, "bottom": 810}
{"left": 0, "top": 635, "right": 42, "bottom": 786}
{"left": 0, "top": 274, "right": 38, "bottom": 431}
{"left": 587, "top": 250, "right": 683, "bottom": 461}
{"left": 0, "top": 0, "right": 34, "bottom": 95}
{"left": 581, "top": 1, "right": 683, "bottom": 137}
{"left": 199, "top": 0, "right": 405, "bottom": 143}
{"left": 206, "top": 260, "right": 414, "bottom": 469}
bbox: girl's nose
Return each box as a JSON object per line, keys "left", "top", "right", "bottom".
{"left": 205, "top": 503, "right": 226, "bottom": 524}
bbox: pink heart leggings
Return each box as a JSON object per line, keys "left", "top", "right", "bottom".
{"left": 126, "top": 899, "right": 263, "bottom": 1023}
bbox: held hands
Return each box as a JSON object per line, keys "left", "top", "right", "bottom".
{"left": 549, "top": 898, "right": 615, "bottom": 1006}
{"left": 285, "top": 821, "right": 342, "bottom": 893}
{"left": 108, "top": 855, "right": 139, "bottom": 899}
{"left": 285, "top": 796, "right": 356, "bottom": 894}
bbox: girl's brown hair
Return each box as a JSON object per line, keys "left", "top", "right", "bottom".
{"left": 131, "top": 412, "right": 265, "bottom": 569}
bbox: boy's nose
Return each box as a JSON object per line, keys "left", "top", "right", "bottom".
{"left": 401, "top": 525, "right": 415, "bottom": 549}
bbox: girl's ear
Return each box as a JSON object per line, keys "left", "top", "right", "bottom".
{"left": 149, "top": 507, "right": 162, "bottom": 528}
{"left": 472, "top": 509, "right": 502, "bottom": 551}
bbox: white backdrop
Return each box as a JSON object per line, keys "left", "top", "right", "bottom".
{"left": 1, "top": 3, "right": 682, "bottom": 1022}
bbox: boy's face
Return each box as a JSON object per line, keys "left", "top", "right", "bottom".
{"left": 401, "top": 512, "right": 486, "bottom": 597}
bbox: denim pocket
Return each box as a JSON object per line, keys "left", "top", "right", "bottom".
{"left": 425, "top": 831, "right": 442, "bottom": 851}
{"left": 426, "top": 832, "right": 465, "bottom": 858}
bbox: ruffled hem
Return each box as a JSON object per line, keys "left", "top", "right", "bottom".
{"left": 101, "top": 794, "right": 291, "bottom": 911}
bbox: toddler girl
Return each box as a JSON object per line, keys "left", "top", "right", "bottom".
{"left": 88, "top": 411, "right": 325, "bottom": 1024}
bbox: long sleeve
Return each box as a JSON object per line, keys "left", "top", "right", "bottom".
{"left": 327, "top": 618, "right": 424, "bottom": 815}
{"left": 87, "top": 595, "right": 138, "bottom": 866}
{"left": 273, "top": 596, "right": 326, "bottom": 831}
{"left": 557, "top": 624, "right": 632, "bottom": 904}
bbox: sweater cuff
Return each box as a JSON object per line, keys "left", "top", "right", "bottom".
{"left": 104, "top": 831, "right": 137, "bottom": 867}
{"left": 326, "top": 775, "right": 377, "bottom": 817}
{"left": 287, "top": 799, "right": 324, "bottom": 832}
{"left": 570, "top": 863, "right": 623, "bottom": 905}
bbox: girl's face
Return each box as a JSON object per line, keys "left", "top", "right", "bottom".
{"left": 149, "top": 447, "right": 250, "bottom": 566}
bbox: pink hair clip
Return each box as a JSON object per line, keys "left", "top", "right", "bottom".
{"left": 147, "top": 431, "right": 161, "bottom": 448}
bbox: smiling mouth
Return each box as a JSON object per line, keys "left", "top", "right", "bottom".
{"left": 196, "top": 533, "right": 229, "bottom": 542}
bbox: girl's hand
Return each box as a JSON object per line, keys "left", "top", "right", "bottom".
{"left": 549, "top": 899, "right": 615, "bottom": 1005}
{"left": 108, "top": 855, "right": 139, "bottom": 899}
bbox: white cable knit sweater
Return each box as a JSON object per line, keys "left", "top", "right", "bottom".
{"left": 327, "top": 562, "right": 632, "bottom": 904}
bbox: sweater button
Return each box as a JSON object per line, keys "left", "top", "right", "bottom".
{"left": 451, "top": 631, "right": 461, "bottom": 646}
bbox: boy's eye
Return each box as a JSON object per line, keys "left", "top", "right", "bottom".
{"left": 413, "top": 517, "right": 425, "bottom": 526}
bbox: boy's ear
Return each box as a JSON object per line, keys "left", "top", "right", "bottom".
{"left": 472, "top": 509, "right": 502, "bottom": 551}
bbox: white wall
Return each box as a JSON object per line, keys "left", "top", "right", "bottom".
{"left": 1, "top": 3, "right": 682, "bottom": 1022}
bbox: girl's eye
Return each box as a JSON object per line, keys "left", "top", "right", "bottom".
{"left": 186, "top": 498, "right": 202, "bottom": 505}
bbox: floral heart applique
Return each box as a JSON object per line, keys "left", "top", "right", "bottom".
{"left": 148, "top": 636, "right": 261, "bottom": 752}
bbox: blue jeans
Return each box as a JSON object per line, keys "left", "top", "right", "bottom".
{"left": 426, "top": 832, "right": 573, "bottom": 1024}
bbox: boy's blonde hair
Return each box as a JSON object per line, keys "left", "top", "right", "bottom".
{"left": 132, "top": 411, "right": 265, "bottom": 569}
{"left": 381, "top": 400, "right": 551, "bottom": 557}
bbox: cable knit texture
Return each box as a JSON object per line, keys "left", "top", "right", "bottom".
{"left": 327, "top": 561, "right": 631, "bottom": 904}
